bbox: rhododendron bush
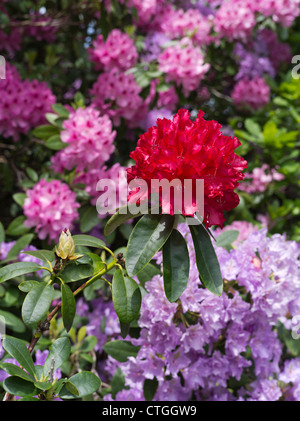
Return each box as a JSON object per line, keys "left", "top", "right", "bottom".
{"left": 0, "top": 0, "right": 299, "bottom": 403}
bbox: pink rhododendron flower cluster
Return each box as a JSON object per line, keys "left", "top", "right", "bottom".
{"left": 23, "top": 179, "right": 79, "bottom": 241}
{"left": 231, "top": 77, "right": 270, "bottom": 110}
{"left": 213, "top": 0, "right": 256, "bottom": 41}
{"left": 0, "top": 64, "right": 55, "bottom": 140}
{"left": 160, "top": 7, "right": 212, "bottom": 45}
{"left": 90, "top": 68, "right": 149, "bottom": 127}
{"left": 51, "top": 106, "right": 116, "bottom": 173}
{"left": 158, "top": 38, "right": 210, "bottom": 95}
{"left": 251, "top": 0, "right": 300, "bottom": 27}
{"left": 157, "top": 86, "right": 179, "bottom": 111}
{"left": 88, "top": 29, "right": 138, "bottom": 71}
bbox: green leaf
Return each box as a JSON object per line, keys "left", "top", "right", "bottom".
{"left": 22, "top": 249, "right": 55, "bottom": 263}
{"left": 190, "top": 224, "right": 223, "bottom": 296}
{"left": 32, "top": 124, "right": 59, "bottom": 140}
{"left": 64, "top": 380, "right": 79, "bottom": 396}
{"left": 59, "top": 371, "right": 101, "bottom": 399}
{"left": 104, "top": 205, "right": 142, "bottom": 236}
{"left": 43, "top": 337, "right": 71, "bottom": 377}
{"left": 0, "top": 363, "right": 34, "bottom": 382}
{"left": 6, "top": 233, "right": 34, "bottom": 261}
{"left": 2, "top": 336, "right": 35, "bottom": 378}
{"left": 72, "top": 234, "right": 106, "bottom": 249}
{"left": 21, "top": 283, "right": 54, "bottom": 328}
{"left": 3, "top": 376, "right": 37, "bottom": 397}
{"left": 162, "top": 229, "right": 190, "bottom": 302}
{"left": 215, "top": 230, "right": 239, "bottom": 249}
{"left": 60, "top": 262, "right": 94, "bottom": 283}
{"left": 0, "top": 309, "right": 26, "bottom": 333}
{"left": 0, "top": 262, "right": 42, "bottom": 284}
{"left": 111, "top": 367, "right": 125, "bottom": 399}
{"left": 6, "top": 215, "right": 30, "bottom": 236}
{"left": 12, "top": 193, "right": 27, "bottom": 207}
{"left": 80, "top": 336, "right": 98, "bottom": 353}
{"left": 103, "top": 340, "right": 140, "bottom": 362}
{"left": 34, "top": 380, "right": 54, "bottom": 391}
{"left": 61, "top": 283, "right": 76, "bottom": 332}
{"left": 112, "top": 269, "right": 142, "bottom": 324}
{"left": 143, "top": 377, "right": 159, "bottom": 401}
{"left": 52, "top": 103, "right": 70, "bottom": 118}
{"left": 45, "top": 135, "right": 67, "bottom": 150}
{"left": 18, "top": 281, "right": 41, "bottom": 292}
{"left": 244, "top": 118, "right": 262, "bottom": 136}
{"left": 80, "top": 206, "right": 100, "bottom": 233}
{"left": 137, "top": 262, "right": 161, "bottom": 287}
{"left": 25, "top": 168, "right": 38, "bottom": 182}
{"left": 125, "top": 214, "right": 175, "bottom": 277}
{"left": 84, "top": 252, "right": 106, "bottom": 274}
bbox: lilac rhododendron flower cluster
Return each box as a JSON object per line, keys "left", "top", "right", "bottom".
{"left": 81, "top": 223, "right": 299, "bottom": 401}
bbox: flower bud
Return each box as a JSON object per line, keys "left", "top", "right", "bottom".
{"left": 56, "top": 228, "right": 75, "bottom": 260}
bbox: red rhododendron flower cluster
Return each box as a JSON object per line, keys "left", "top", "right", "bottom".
{"left": 127, "top": 109, "right": 247, "bottom": 228}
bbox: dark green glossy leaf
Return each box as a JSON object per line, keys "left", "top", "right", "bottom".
{"left": 103, "top": 340, "right": 140, "bottom": 362}
{"left": 0, "top": 363, "right": 34, "bottom": 382}
{"left": 43, "top": 337, "right": 71, "bottom": 377}
{"left": 112, "top": 269, "right": 141, "bottom": 324}
{"left": 22, "top": 249, "right": 55, "bottom": 263}
{"left": 163, "top": 229, "right": 190, "bottom": 302}
{"left": 6, "top": 234, "right": 34, "bottom": 261}
{"left": 59, "top": 372, "right": 101, "bottom": 399}
{"left": 80, "top": 206, "right": 100, "bottom": 233}
{"left": 61, "top": 283, "right": 76, "bottom": 332}
{"left": 0, "top": 309, "right": 26, "bottom": 333}
{"left": 3, "top": 376, "right": 37, "bottom": 397}
{"left": 60, "top": 262, "right": 94, "bottom": 283}
{"left": 137, "top": 262, "right": 161, "bottom": 287}
{"left": 2, "top": 336, "right": 35, "bottom": 378}
{"left": 126, "top": 214, "right": 175, "bottom": 277}
{"left": 104, "top": 205, "right": 142, "bottom": 237}
{"left": 18, "top": 281, "right": 40, "bottom": 292}
{"left": 72, "top": 234, "right": 106, "bottom": 249}
{"left": 190, "top": 224, "right": 223, "bottom": 296}
{"left": 21, "top": 283, "right": 54, "bottom": 328}
{"left": 0, "top": 262, "right": 41, "bottom": 284}
{"left": 143, "top": 377, "right": 159, "bottom": 401}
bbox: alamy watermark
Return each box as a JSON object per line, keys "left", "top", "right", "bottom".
{"left": 291, "top": 55, "right": 300, "bottom": 79}
{"left": 0, "top": 55, "right": 5, "bottom": 80}
{"left": 95, "top": 169, "right": 205, "bottom": 225}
